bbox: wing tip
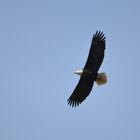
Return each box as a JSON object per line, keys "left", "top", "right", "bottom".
{"left": 93, "top": 30, "right": 106, "bottom": 42}
{"left": 67, "top": 98, "right": 82, "bottom": 107}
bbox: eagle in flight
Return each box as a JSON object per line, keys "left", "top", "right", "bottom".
{"left": 67, "top": 31, "right": 107, "bottom": 107}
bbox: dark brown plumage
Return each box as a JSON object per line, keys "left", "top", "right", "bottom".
{"left": 67, "top": 31, "right": 106, "bottom": 107}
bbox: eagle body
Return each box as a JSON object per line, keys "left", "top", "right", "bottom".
{"left": 68, "top": 31, "right": 107, "bottom": 107}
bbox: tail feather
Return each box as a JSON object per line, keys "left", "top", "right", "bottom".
{"left": 96, "top": 72, "right": 107, "bottom": 86}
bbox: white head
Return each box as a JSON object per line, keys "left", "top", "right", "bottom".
{"left": 73, "top": 69, "right": 83, "bottom": 76}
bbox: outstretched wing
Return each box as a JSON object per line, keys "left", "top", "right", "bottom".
{"left": 67, "top": 73, "right": 94, "bottom": 107}
{"left": 84, "top": 31, "right": 106, "bottom": 73}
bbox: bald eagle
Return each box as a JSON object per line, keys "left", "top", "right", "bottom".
{"left": 67, "top": 31, "right": 107, "bottom": 107}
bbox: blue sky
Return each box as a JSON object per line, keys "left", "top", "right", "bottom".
{"left": 0, "top": 0, "right": 140, "bottom": 140}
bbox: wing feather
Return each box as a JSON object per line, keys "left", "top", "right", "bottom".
{"left": 67, "top": 74, "right": 94, "bottom": 107}
{"left": 84, "top": 31, "right": 106, "bottom": 72}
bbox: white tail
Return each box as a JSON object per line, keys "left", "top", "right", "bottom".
{"left": 96, "top": 72, "right": 107, "bottom": 86}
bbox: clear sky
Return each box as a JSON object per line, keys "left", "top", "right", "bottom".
{"left": 0, "top": 0, "right": 140, "bottom": 140}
